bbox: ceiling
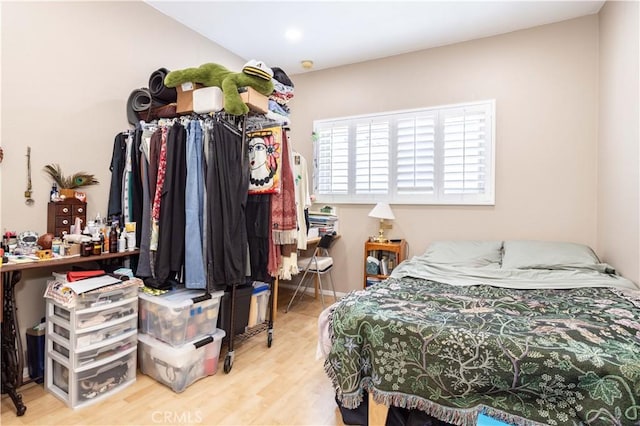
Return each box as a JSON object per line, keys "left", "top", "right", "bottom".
{"left": 146, "top": 1, "right": 604, "bottom": 75}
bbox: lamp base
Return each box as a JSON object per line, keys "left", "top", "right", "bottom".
{"left": 373, "top": 228, "right": 389, "bottom": 243}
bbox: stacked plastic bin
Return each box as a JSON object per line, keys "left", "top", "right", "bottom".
{"left": 137, "top": 288, "right": 225, "bottom": 392}
{"left": 247, "top": 282, "right": 271, "bottom": 328}
{"left": 45, "top": 280, "right": 140, "bottom": 409}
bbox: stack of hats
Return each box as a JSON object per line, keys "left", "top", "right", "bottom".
{"left": 268, "top": 67, "right": 294, "bottom": 120}
{"left": 242, "top": 60, "right": 274, "bottom": 81}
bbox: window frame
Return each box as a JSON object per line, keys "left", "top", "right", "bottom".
{"left": 312, "top": 99, "right": 496, "bottom": 206}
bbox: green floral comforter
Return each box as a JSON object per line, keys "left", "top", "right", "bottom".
{"left": 326, "top": 277, "right": 640, "bottom": 425}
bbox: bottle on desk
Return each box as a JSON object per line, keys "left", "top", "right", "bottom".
{"left": 118, "top": 231, "right": 126, "bottom": 253}
{"left": 109, "top": 225, "right": 118, "bottom": 254}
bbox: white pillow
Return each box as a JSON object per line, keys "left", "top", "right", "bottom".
{"left": 501, "top": 240, "right": 601, "bottom": 270}
{"left": 423, "top": 240, "right": 503, "bottom": 267}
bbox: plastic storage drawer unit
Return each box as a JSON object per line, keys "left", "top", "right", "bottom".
{"left": 52, "top": 298, "right": 137, "bottom": 329}
{"left": 138, "top": 289, "right": 223, "bottom": 347}
{"left": 138, "top": 329, "right": 225, "bottom": 393}
{"left": 50, "top": 331, "right": 137, "bottom": 368}
{"left": 48, "top": 348, "right": 136, "bottom": 408}
{"left": 74, "top": 284, "right": 139, "bottom": 310}
{"left": 48, "top": 310, "right": 138, "bottom": 349}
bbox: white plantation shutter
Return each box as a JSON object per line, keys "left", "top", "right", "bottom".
{"left": 396, "top": 113, "right": 436, "bottom": 195}
{"left": 314, "top": 100, "right": 494, "bottom": 205}
{"left": 441, "top": 103, "right": 492, "bottom": 202}
{"left": 355, "top": 120, "right": 389, "bottom": 194}
{"left": 316, "top": 125, "right": 349, "bottom": 194}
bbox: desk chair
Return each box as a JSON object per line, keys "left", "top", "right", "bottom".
{"left": 286, "top": 234, "right": 338, "bottom": 312}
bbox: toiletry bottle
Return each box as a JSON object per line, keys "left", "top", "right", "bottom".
{"left": 50, "top": 183, "right": 58, "bottom": 202}
{"left": 109, "top": 225, "right": 118, "bottom": 253}
{"left": 118, "top": 230, "right": 126, "bottom": 253}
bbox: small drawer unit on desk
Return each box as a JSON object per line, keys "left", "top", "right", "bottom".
{"left": 363, "top": 240, "right": 407, "bottom": 288}
{"left": 47, "top": 199, "right": 86, "bottom": 236}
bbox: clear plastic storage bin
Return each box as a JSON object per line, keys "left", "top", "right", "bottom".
{"left": 138, "top": 289, "right": 223, "bottom": 346}
{"left": 138, "top": 329, "right": 225, "bottom": 393}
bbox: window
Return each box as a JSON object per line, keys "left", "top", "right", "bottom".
{"left": 313, "top": 100, "right": 495, "bottom": 205}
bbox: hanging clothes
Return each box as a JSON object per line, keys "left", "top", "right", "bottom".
{"left": 155, "top": 122, "right": 187, "bottom": 284}
{"left": 269, "top": 128, "right": 298, "bottom": 279}
{"left": 107, "top": 132, "right": 128, "bottom": 221}
{"left": 150, "top": 127, "right": 168, "bottom": 253}
{"left": 184, "top": 119, "right": 206, "bottom": 289}
{"left": 129, "top": 128, "right": 144, "bottom": 247}
{"left": 293, "top": 150, "right": 311, "bottom": 250}
{"left": 246, "top": 193, "right": 271, "bottom": 283}
{"left": 206, "top": 116, "right": 249, "bottom": 291}
{"left": 135, "top": 126, "right": 155, "bottom": 278}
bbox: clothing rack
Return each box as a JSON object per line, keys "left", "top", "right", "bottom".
{"left": 110, "top": 111, "right": 276, "bottom": 375}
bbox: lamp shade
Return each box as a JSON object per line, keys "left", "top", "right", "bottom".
{"left": 368, "top": 202, "right": 395, "bottom": 220}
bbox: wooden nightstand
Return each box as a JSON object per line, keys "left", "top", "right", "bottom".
{"left": 363, "top": 239, "right": 407, "bottom": 288}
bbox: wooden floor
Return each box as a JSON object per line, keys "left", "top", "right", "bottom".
{"left": 2, "top": 288, "right": 347, "bottom": 426}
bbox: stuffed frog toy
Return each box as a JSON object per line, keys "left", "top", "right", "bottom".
{"left": 164, "top": 60, "right": 274, "bottom": 116}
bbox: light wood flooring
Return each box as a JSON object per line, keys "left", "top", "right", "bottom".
{"left": 2, "top": 288, "right": 347, "bottom": 426}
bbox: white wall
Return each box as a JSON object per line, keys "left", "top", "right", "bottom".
{"left": 597, "top": 0, "right": 640, "bottom": 284}
{"left": 289, "top": 16, "right": 601, "bottom": 292}
{"left": 0, "top": 0, "right": 245, "bottom": 370}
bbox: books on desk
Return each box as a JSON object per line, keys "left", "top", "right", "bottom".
{"left": 308, "top": 212, "right": 339, "bottom": 236}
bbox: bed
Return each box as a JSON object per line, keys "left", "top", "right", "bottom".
{"left": 319, "top": 240, "right": 640, "bottom": 426}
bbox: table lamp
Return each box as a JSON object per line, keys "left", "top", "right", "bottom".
{"left": 368, "top": 202, "right": 395, "bottom": 243}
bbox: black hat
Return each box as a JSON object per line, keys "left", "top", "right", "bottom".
{"left": 271, "top": 67, "right": 293, "bottom": 88}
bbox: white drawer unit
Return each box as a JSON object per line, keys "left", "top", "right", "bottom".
{"left": 49, "top": 315, "right": 138, "bottom": 350}
{"left": 51, "top": 297, "right": 137, "bottom": 329}
{"left": 45, "top": 293, "right": 138, "bottom": 409}
{"left": 47, "top": 349, "right": 136, "bottom": 409}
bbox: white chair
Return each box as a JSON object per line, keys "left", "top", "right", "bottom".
{"left": 286, "top": 234, "right": 338, "bottom": 312}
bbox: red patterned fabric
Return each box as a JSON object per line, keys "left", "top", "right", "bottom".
{"left": 268, "top": 129, "right": 297, "bottom": 276}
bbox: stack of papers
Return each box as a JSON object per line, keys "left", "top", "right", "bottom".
{"left": 65, "top": 275, "right": 122, "bottom": 294}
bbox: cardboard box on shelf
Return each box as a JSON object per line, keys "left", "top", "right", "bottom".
{"left": 176, "top": 82, "right": 204, "bottom": 114}
{"left": 235, "top": 87, "right": 269, "bottom": 114}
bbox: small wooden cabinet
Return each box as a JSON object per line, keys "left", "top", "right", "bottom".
{"left": 47, "top": 199, "right": 86, "bottom": 237}
{"left": 363, "top": 239, "right": 407, "bottom": 288}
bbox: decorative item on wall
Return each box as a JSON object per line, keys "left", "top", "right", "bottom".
{"left": 248, "top": 126, "right": 283, "bottom": 194}
{"left": 368, "top": 202, "right": 395, "bottom": 243}
{"left": 25, "top": 146, "right": 34, "bottom": 205}
{"left": 43, "top": 163, "right": 99, "bottom": 199}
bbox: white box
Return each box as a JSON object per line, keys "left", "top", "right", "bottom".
{"left": 138, "top": 289, "right": 223, "bottom": 347}
{"left": 138, "top": 329, "right": 225, "bottom": 393}
{"left": 193, "top": 86, "right": 223, "bottom": 114}
{"left": 248, "top": 290, "right": 270, "bottom": 327}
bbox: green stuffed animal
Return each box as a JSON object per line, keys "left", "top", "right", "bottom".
{"left": 164, "top": 62, "right": 274, "bottom": 116}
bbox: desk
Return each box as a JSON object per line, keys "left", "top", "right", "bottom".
{"left": 1, "top": 250, "right": 139, "bottom": 416}
{"left": 273, "top": 234, "right": 341, "bottom": 320}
